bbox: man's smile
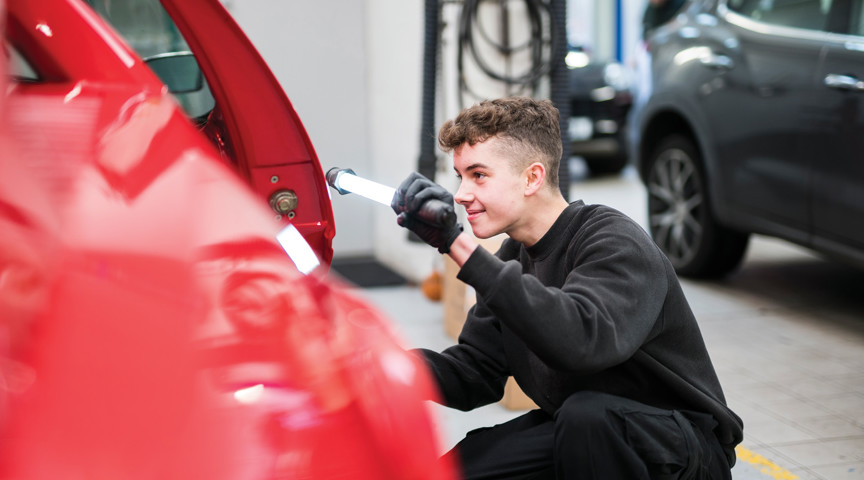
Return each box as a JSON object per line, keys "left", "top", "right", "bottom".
{"left": 465, "top": 208, "right": 485, "bottom": 222}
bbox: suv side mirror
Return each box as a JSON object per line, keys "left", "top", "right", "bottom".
{"left": 144, "top": 51, "right": 214, "bottom": 121}
{"left": 144, "top": 51, "right": 203, "bottom": 93}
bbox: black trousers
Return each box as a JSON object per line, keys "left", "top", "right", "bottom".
{"left": 442, "top": 391, "right": 732, "bottom": 480}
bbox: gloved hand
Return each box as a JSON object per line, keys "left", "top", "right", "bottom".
{"left": 391, "top": 172, "right": 463, "bottom": 254}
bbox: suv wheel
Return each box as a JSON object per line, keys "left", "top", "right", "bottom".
{"left": 646, "top": 135, "right": 749, "bottom": 277}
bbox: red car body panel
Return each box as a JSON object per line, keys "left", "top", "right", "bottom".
{"left": 158, "top": 0, "right": 335, "bottom": 266}
{"left": 10, "top": 0, "right": 334, "bottom": 265}
{"left": 0, "top": 0, "right": 456, "bottom": 478}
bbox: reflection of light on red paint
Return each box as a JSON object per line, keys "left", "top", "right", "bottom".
{"left": 64, "top": 84, "right": 82, "bottom": 104}
{"left": 35, "top": 23, "right": 53, "bottom": 37}
{"left": 276, "top": 225, "right": 320, "bottom": 274}
{"left": 233, "top": 384, "right": 265, "bottom": 404}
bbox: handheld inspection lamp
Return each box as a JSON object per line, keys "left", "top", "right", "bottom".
{"left": 326, "top": 168, "right": 455, "bottom": 228}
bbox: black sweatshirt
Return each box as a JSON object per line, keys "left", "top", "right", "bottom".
{"left": 420, "top": 201, "right": 743, "bottom": 465}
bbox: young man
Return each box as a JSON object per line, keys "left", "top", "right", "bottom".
{"left": 391, "top": 97, "right": 742, "bottom": 479}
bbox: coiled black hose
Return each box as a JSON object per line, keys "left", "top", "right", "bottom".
{"left": 455, "top": 0, "right": 569, "bottom": 198}
{"left": 457, "top": 0, "right": 560, "bottom": 103}
{"left": 418, "top": 0, "right": 570, "bottom": 198}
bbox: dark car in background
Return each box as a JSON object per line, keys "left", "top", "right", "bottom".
{"left": 629, "top": 0, "right": 864, "bottom": 277}
{"left": 567, "top": 46, "right": 633, "bottom": 175}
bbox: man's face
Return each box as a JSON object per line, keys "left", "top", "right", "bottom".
{"left": 453, "top": 139, "right": 529, "bottom": 239}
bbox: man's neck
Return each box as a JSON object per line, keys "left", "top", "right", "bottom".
{"left": 510, "top": 192, "right": 570, "bottom": 247}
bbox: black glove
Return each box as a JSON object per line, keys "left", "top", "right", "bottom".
{"left": 391, "top": 173, "right": 463, "bottom": 254}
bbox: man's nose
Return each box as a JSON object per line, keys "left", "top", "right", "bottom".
{"left": 454, "top": 181, "right": 471, "bottom": 205}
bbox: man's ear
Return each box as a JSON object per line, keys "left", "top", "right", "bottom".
{"left": 524, "top": 162, "right": 546, "bottom": 196}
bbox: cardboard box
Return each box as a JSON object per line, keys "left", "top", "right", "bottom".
{"left": 442, "top": 234, "right": 537, "bottom": 411}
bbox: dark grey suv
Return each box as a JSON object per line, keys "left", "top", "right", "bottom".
{"left": 629, "top": 0, "right": 864, "bottom": 277}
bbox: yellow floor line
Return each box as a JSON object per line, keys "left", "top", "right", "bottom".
{"left": 736, "top": 446, "right": 799, "bottom": 480}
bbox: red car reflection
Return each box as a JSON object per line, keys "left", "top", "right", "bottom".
{"left": 0, "top": 0, "right": 456, "bottom": 478}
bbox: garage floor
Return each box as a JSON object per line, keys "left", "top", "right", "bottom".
{"left": 350, "top": 163, "right": 864, "bottom": 480}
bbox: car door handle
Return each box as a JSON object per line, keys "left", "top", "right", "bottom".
{"left": 824, "top": 73, "right": 864, "bottom": 91}
{"left": 700, "top": 53, "right": 734, "bottom": 70}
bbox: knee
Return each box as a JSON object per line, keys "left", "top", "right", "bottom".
{"left": 554, "top": 391, "right": 621, "bottom": 432}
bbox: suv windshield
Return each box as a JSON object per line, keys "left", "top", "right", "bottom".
{"left": 86, "top": 0, "right": 215, "bottom": 121}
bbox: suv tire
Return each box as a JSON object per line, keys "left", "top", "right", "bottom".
{"left": 646, "top": 135, "right": 749, "bottom": 277}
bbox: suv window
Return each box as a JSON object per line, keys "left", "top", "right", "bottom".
{"left": 727, "top": 0, "right": 831, "bottom": 31}
{"left": 85, "top": 0, "right": 215, "bottom": 122}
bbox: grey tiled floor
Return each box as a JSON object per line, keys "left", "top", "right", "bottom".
{"left": 351, "top": 164, "right": 864, "bottom": 479}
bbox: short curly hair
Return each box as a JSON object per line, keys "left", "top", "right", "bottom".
{"left": 438, "top": 97, "right": 563, "bottom": 189}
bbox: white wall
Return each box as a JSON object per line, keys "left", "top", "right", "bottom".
{"left": 225, "top": 0, "right": 376, "bottom": 259}
{"left": 365, "top": 0, "right": 439, "bottom": 281}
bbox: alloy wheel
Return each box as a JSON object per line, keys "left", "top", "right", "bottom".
{"left": 647, "top": 145, "right": 704, "bottom": 269}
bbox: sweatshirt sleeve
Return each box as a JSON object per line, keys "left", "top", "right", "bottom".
{"left": 416, "top": 296, "right": 510, "bottom": 411}
{"left": 457, "top": 210, "right": 668, "bottom": 374}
